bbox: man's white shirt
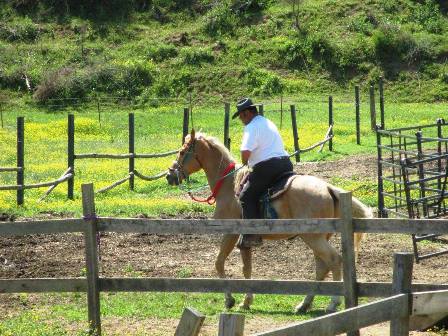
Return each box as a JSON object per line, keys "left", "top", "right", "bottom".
{"left": 240, "top": 115, "right": 288, "bottom": 168}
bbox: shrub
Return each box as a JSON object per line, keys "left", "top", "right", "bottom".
{"left": 0, "top": 66, "right": 27, "bottom": 91}
{"left": 202, "top": 0, "right": 271, "bottom": 37}
{"left": 331, "top": 36, "right": 375, "bottom": 75}
{"left": 230, "top": 0, "right": 272, "bottom": 15}
{"left": 241, "top": 67, "right": 283, "bottom": 96}
{"left": 11, "top": 0, "right": 134, "bottom": 20}
{"left": 33, "top": 67, "right": 76, "bottom": 102}
{"left": 180, "top": 47, "right": 214, "bottom": 65}
{"left": 0, "top": 18, "right": 44, "bottom": 42}
{"left": 203, "top": 3, "right": 239, "bottom": 37}
{"left": 146, "top": 43, "right": 178, "bottom": 62}
{"left": 282, "top": 30, "right": 335, "bottom": 70}
{"left": 366, "top": 66, "right": 384, "bottom": 84}
{"left": 282, "top": 38, "right": 311, "bottom": 69}
{"left": 413, "top": 0, "right": 444, "bottom": 34}
{"left": 146, "top": 67, "right": 193, "bottom": 98}
{"left": 347, "top": 14, "right": 375, "bottom": 34}
{"left": 33, "top": 60, "right": 157, "bottom": 103}
{"left": 118, "top": 60, "right": 155, "bottom": 96}
{"left": 406, "top": 35, "right": 435, "bottom": 64}
{"left": 441, "top": 72, "right": 448, "bottom": 84}
{"left": 372, "top": 24, "right": 416, "bottom": 63}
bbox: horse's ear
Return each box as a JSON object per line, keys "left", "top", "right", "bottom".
{"left": 190, "top": 128, "right": 195, "bottom": 140}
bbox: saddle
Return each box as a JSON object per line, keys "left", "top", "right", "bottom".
{"left": 237, "top": 170, "right": 298, "bottom": 219}
{"left": 261, "top": 171, "right": 297, "bottom": 219}
{"left": 265, "top": 171, "right": 297, "bottom": 201}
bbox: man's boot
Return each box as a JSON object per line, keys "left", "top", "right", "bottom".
{"left": 236, "top": 234, "right": 263, "bottom": 249}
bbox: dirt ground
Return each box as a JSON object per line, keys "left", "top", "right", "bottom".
{"left": 1, "top": 154, "right": 448, "bottom": 335}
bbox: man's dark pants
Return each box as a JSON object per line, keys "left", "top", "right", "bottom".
{"left": 238, "top": 156, "right": 293, "bottom": 248}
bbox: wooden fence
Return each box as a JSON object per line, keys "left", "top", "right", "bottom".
{"left": 67, "top": 112, "right": 184, "bottom": 199}
{"left": 1, "top": 184, "right": 448, "bottom": 335}
{"left": 2, "top": 79, "right": 386, "bottom": 205}
{"left": 0, "top": 112, "right": 187, "bottom": 204}
{"left": 0, "top": 117, "right": 73, "bottom": 205}
{"left": 2, "top": 107, "right": 328, "bottom": 204}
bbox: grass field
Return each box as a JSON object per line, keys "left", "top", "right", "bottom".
{"left": 1, "top": 290, "right": 349, "bottom": 335}
{"left": 1, "top": 1, "right": 447, "bottom": 334}
{"left": 0, "top": 95, "right": 447, "bottom": 217}
{"left": 1, "top": 96, "right": 447, "bottom": 335}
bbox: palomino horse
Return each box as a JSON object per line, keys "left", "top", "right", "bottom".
{"left": 166, "top": 130, "right": 373, "bottom": 313}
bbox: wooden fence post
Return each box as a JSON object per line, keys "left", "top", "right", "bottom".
{"left": 290, "top": 105, "right": 300, "bottom": 163}
{"left": 97, "top": 94, "right": 101, "bottom": 127}
{"left": 16, "top": 117, "right": 24, "bottom": 205}
{"left": 175, "top": 307, "right": 205, "bottom": 336}
{"left": 376, "top": 126, "right": 387, "bottom": 218}
{"left": 259, "top": 104, "right": 264, "bottom": 116}
{"left": 224, "top": 103, "right": 230, "bottom": 149}
{"left": 390, "top": 253, "right": 413, "bottom": 336}
{"left": 82, "top": 183, "right": 101, "bottom": 336}
{"left": 339, "top": 191, "right": 359, "bottom": 336}
{"left": 68, "top": 114, "right": 75, "bottom": 200}
{"left": 328, "top": 95, "right": 334, "bottom": 151}
{"left": 183, "top": 107, "right": 189, "bottom": 145}
{"left": 369, "top": 85, "right": 376, "bottom": 131}
{"left": 128, "top": 113, "right": 135, "bottom": 191}
{"left": 437, "top": 118, "right": 443, "bottom": 191}
{"left": 355, "top": 86, "right": 360, "bottom": 145}
{"left": 218, "top": 313, "right": 245, "bottom": 336}
{"left": 379, "top": 76, "right": 385, "bottom": 130}
{"left": 0, "top": 102, "right": 3, "bottom": 128}
{"left": 280, "top": 95, "right": 283, "bottom": 129}
{"left": 415, "top": 131, "right": 428, "bottom": 218}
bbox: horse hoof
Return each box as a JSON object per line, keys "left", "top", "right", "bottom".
{"left": 325, "top": 308, "right": 337, "bottom": 314}
{"left": 294, "top": 304, "right": 309, "bottom": 314}
{"left": 225, "top": 297, "right": 236, "bottom": 309}
{"left": 238, "top": 303, "right": 251, "bottom": 310}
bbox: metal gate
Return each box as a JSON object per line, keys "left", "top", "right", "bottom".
{"left": 376, "top": 119, "right": 448, "bottom": 262}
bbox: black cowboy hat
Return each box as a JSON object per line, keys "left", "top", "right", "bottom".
{"left": 232, "top": 98, "right": 260, "bottom": 119}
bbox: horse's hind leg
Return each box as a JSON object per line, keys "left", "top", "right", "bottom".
{"left": 239, "top": 246, "right": 253, "bottom": 310}
{"left": 215, "top": 234, "right": 239, "bottom": 309}
{"left": 295, "top": 255, "right": 330, "bottom": 314}
{"left": 297, "top": 234, "right": 342, "bottom": 314}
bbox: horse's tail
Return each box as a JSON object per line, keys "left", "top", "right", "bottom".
{"left": 327, "top": 184, "right": 374, "bottom": 262}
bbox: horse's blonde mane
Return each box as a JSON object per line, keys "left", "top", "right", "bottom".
{"left": 234, "top": 165, "right": 250, "bottom": 193}
{"left": 196, "top": 132, "right": 235, "bottom": 163}
{"left": 195, "top": 132, "right": 252, "bottom": 193}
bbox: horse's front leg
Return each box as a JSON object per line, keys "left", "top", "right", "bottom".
{"left": 239, "top": 246, "right": 253, "bottom": 310}
{"left": 215, "top": 234, "right": 239, "bottom": 309}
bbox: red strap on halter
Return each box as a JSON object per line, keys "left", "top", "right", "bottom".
{"left": 188, "top": 162, "right": 236, "bottom": 205}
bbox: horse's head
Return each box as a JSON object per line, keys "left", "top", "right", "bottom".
{"left": 166, "top": 129, "right": 203, "bottom": 186}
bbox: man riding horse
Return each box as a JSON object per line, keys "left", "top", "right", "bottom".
{"left": 233, "top": 98, "right": 294, "bottom": 249}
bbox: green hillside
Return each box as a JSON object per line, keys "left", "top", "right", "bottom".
{"left": 0, "top": 0, "right": 447, "bottom": 106}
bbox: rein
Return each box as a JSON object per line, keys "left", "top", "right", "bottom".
{"left": 188, "top": 161, "right": 236, "bottom": 205}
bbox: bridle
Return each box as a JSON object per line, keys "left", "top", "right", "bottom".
{"left": 169, "top": 136, "right": 237, "bottom": 204}
{"left": 169, "top": 138, "right": 198, "bottom": 181}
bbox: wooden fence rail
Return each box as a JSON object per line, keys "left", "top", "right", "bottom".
{"left": 1, "top": 184, "right": 448, "bottom": 335}
{"left": 288, "top": 103, "right": 334, "bottom": 163}
{"left": 3, "top": 87, "right": 379, "bottom": 205}
{"left": 67, "top": 113, "right": 183, "bottom": 198}
{"left": 3, "top": 217, "right": 448, "bottom": 236}
{"left": 2, "top": 277, "right": 448, "bottom": 297}
{"left": 254, "top": 294, "right": 409, "bottom": 336}
{"left": 0, "top": 112, "right": 186, "bottom": 204}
